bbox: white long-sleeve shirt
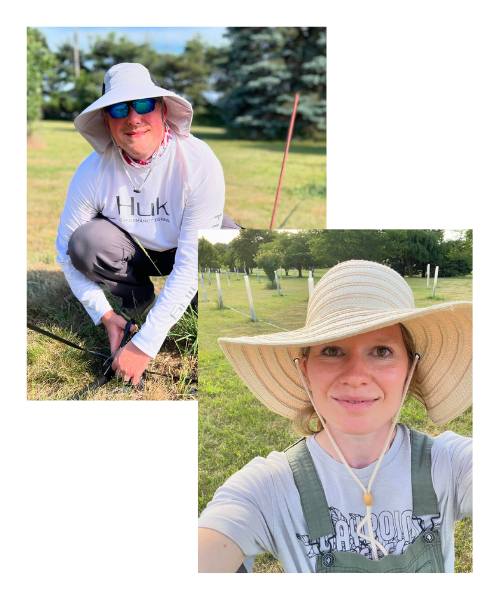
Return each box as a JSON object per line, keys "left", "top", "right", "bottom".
{"left": 56, "top": 133, "right": 224, "bottom": 357}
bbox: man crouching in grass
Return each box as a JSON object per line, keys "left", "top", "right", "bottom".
{"left": 56, "top": 62, "right": 225, "bottom": 385}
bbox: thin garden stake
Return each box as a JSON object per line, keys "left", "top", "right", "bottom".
{"left": 215, "top": 272, "right": 224, "bottom": 309}
{"left": 274, "top": 270, "right": 283, "bottom": 296}
{"left": 432, "top": 266, "right": 439, "bottom": 297}
{"left": 243, "top": 275, "right": 257, "bottom": 322}
{"left": 269, "top": 93, "right": 300, "bottom": 230}
{"left": 200, "top": 272, "right": 208, "bottom": 302}
{"left": 308, "top": 271, "right": 315, "bottom": 299}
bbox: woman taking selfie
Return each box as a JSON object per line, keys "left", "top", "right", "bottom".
{"left": 198, "top": 260, "right": 471, "bottom": 573}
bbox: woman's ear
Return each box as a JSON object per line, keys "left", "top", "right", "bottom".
{"left": 298, "top": 356, "right": 309, "bottom": 383}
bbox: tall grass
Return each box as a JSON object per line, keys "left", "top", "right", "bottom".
{"left": 169, "top": 306, "right": 198, "bottom": 356}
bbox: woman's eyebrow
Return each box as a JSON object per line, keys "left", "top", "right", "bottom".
{"left": 369, "top": 336, "right": 401, "bottom": 345}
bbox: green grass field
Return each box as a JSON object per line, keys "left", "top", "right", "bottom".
{"left": 27, "top": 120, "right": 324, "bottom": 399}
{"left": 191, "top": 126, "right": 326, "bottom": 228}
{"left": 28, "top": 121, "right": 326, "bottom": 241}
{"left": 198, "top": 270, "right": 472, "bottom": 572}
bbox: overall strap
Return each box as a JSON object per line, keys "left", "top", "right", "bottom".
{"left": 410, "top": 429, "right": 439, "bottom": 515}
{"left": 285, "top": 439, "right": 334, "bottom": 540}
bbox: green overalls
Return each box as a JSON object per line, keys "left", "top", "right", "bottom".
{"left": 285, "top": 429, "right": 445, "bottom": 572}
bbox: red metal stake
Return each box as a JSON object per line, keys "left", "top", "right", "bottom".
{"left": 269, "top": 93, "right": 300, "bottom": 230}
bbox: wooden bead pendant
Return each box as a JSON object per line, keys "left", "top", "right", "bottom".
{"left": 363, "top": 492, "right": 373, "bottom": 507}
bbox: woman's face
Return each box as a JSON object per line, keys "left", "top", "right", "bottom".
{"left": 301, "top": 325, "right": 410, "bottom": 436}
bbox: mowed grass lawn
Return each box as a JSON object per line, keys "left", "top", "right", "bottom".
{"left": 27, "top": 119, "right": 324, "bottom": 399}
{"left": 27, "top": 120, "right": 198, "bottom": 400}
{"left": 191, "top": 125, "right": 326, "bottom": 228}
{"left": 199, "top": 271, "right": 472, "bottom": 572}
{"left": 28, "top": 122, "right": 326, "bottom": 251}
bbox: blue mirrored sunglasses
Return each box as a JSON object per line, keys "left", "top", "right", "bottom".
{"left": 105, "top": 98, "right": 157, "bottom": 119}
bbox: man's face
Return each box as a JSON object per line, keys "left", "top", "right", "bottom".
{"left": 104, "top": 99, "right": 165, "bottom": 161}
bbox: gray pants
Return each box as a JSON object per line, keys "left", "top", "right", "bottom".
{"left": 67, "top": 216, "right": 177, "bottom": 309}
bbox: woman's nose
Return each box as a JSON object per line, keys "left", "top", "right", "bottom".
{"left": 339, "top": 354, "right": 370, "bottom": 386}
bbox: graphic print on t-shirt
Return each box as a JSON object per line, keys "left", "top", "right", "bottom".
{"left": 296, "top": 506, "right": 440, "bottom": 559}
{"left": 115, "top": 194, "right": 170, "bottom": 223}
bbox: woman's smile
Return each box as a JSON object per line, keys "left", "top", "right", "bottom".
{"left": 302, "top": 324, "right": 410, "bottom": 435}
{"left": 333, "top": 395, "right": 379, "bottom": 409}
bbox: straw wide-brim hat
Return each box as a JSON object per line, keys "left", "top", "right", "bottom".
{"left": 74, "top": 63, "right": 193, "bottom": 154}
{"left": 218, "top": 260, "right": 472, "bottom": 426}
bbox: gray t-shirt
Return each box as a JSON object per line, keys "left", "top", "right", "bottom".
{"left": 199, "top": 425, "right": 472, "bottom": 572}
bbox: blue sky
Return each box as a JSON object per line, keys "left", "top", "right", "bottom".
{"left": 39, "top": 27, "right": 227, "bottom": 54}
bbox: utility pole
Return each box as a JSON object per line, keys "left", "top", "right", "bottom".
{"left": 73, "top": 31, "right": 80, "bottom": 79}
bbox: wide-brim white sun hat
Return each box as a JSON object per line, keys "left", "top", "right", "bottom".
{"left": 74, "top": 63, "right": 193, "bottom": 154}
{"left": 218, "top": 260, "right": 472, "bottom": 426}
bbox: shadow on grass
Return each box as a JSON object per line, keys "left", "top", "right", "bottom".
{"left": 40, "top": 126, "right": 80, "bottom": 134}
{"left": 27, "top": 270, "right": 111, "bottom": 397}
{"left": 191, "top": 128, "right": 326, "bottom": 155}
{"left": 27, "top": 270, "right": 109, "bottom": 353}
{"left": 37, "top": 121, "right": 326, "bottom": 154}
{"left": 27, "top": 270, "right": 197, "bottom": 399}
{"left": 191, "top": 130, "right": 233, "bottom": 141}
{"left": 239, "top": 141, "right": 326, "bottom": 155}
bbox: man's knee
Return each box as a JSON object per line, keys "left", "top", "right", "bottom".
{"left": 68, "top": 224, "right": 97, "bottom": 275}
{"left": 68, "top": 219, "right": 119, "bottom": 275}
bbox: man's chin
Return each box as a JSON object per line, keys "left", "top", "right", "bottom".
{"left": 124, "top": 144, "right": 153, "bottom": 162}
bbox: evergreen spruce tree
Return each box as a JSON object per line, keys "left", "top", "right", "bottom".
{"left": 217, "top": 28, "right": 290, "bottom": 139}
{"left": 217, "top": 27, "right": 326, "bottom": 140}
{"left": 283, "top": 27, "right": 326, "bottom": 138}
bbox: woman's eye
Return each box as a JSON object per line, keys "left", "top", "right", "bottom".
{"left": 321, "top": 346, "right": 343, "bottom": 357}
{"left": 373, "top": 346, "right": 392, "bottom": 358}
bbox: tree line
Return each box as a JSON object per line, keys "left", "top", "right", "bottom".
{"left": 199, "top": 230, "right": 472, "bottom": 284}
{"left": 27, "top": 27, "right": 326, "bottom": 140}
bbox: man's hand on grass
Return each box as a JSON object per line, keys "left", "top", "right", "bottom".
{"left": 101, "top": 310, "right": 128, "bottom": 354}
{"left": 101, "top": 310, "right": 150, "bottom": 385}
{"left": 112, "top": 341, "right": 151, "bottom": 386}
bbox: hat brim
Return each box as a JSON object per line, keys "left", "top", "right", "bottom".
{"left": 218, "top": 301, "right": 471, "bottom": 425}
{"left": 74, "top": 85, "right": 193, "bottom": 153}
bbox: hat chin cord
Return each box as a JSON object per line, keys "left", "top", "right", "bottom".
{"left": 293, "top": 353, "right": 420, "bottom": 561}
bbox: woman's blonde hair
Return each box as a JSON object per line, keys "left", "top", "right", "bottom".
{"left": 292, "top": 324, "right": 417, "bottom": 436}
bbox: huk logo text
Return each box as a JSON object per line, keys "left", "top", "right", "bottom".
{"left": 116, "top": 196, "right": 169, "bottom": 217}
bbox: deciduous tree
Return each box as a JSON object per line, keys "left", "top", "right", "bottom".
{"left": 27, "top": 28, "right": 54, "bottom": 133}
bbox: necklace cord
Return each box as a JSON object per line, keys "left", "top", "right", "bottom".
{"left": 293, "top": 352, "right": 420, "bottom": 560}
{"left": 112, "top": 125, "right": 170, "bottom": 194}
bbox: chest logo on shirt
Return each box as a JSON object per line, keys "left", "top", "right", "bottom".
{"left": 297, "top": 507, "right": 439, "bottom": 559}
{"left": 116, "top": 195, "right": 169, "bottom": 219}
